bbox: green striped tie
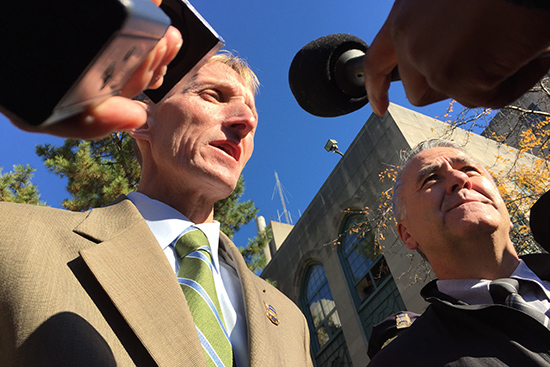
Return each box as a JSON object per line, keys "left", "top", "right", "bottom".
{"left": 175, "top": 228, "right": 233, "bottom": 367}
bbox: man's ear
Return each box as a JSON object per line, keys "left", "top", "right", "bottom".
{"left": 129, "top": 118, "right": 153, "bottom": 142}
{"left": 397, "top": 221, "right": 419, "bottom": 250}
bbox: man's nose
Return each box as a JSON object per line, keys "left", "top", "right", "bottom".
{"left": 224, "top": 98, "right": 257, "bottom": 136}
{"left": 447, "top": 169, "right": 472, "bottom": 194}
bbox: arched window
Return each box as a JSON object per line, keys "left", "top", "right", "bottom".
{"left": 304, "top": 264, "right": 340, "bottom": 348}
{"left": 338, "top": 212, "right": 406, "bottom": 340}
{"left": 302, "top": 263, "right": 350, "bottom": 366}
{"left": 339, "top": 213, "right": 391, "bottom": 304}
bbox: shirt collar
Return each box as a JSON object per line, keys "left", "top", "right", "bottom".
{"left": 513, "top": 259, "right": 544, "bottom": 282}
{"left": 436, "top": 259, "right": 550, "bottom": 305}
{"left": 511, "top": 259, "right": 550, "bottom": 295}
{"left": 127, "top": 192, "right": 221, "bottom": 272}
{"left": 436, "top": 278, "right": 493, "bottom": 305}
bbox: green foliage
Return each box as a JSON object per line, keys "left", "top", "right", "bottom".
{"left": 240, "top": 226, "right": 272, "bottom": 273}
{"left": 35, "top": 132, "right": 141, "bottom": 211}
{"left": 264, "top": 278, "right": 278, "bottom": 287}
{"left": 214, "top": 175, "right": 259, "bottom": 238}
{"left": 0, "top": 164, "right": 44, "bottom": 205}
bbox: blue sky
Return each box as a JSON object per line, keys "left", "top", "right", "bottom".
{"left": 0, "top": 0, "right": 456, "bottom": 248}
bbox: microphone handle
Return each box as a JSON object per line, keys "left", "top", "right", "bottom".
{"left": 337, "top": 51, "right": 400, "bottom": 98}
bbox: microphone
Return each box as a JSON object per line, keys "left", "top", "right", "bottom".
{"left": 288, "top": 33, "right": 399, "bottom": 117}
{"left": 530, "top": 189, "right": 550, "bottom": 252}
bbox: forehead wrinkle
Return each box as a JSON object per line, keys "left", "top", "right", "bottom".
{"left": 187, "top": 71, "right": 257, "bottom": 117}
{"left": 413, "top": 155, "right": 475, "bottom": 188}
{"left": 181, "top": 63, "right": 239, "bottom": 92}
{"left": 178, "top": 73, "right": 199, "bottom": 95}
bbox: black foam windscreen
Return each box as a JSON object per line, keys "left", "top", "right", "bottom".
{"left": 530, "top": 190, "right": 550, "bottom": 252}
{"left": 288, "top": 34, "right": 369, "bottom": 117}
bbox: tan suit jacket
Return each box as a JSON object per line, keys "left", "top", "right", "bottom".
{"left": 0, "top": 197, "right": 312, "bottom": 366}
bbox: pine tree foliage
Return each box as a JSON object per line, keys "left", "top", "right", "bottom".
{"left": 35, "top": 132, "right": 140, "bottom": 211}
{"left": 0, "top": 164, "right": 44, "bottom": 205}
{"left": 240, "top": 227, "right": 272, "bottom": 273}
{"left": 214, "top": 175, "right": 259, "bottom": 239}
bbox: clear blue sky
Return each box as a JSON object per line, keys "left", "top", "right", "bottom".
{"left": 0, "top": 0, "right": 455, "bottom": 248}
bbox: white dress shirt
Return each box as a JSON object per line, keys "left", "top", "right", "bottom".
{"left": 127, "top": 192, "right": 249, "bottom": 367}
{"left": 437, "top": 260, "right": 550, "bottom": 317}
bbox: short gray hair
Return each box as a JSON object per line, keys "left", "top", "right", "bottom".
{"left": 392, "top": 139, "right": 465, "bottom": 221}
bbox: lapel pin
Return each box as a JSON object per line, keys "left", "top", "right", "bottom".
{"left": 264, "top": 302, "right": 279, "bottom": 326}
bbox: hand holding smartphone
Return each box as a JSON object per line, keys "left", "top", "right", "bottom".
{"left": 0, "top": 0, "right": 223, "bottom": 139}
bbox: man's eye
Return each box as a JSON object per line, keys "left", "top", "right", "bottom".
{"left": 462, "top": 166, "right": 479, "bottom": 174}
{"left": 422, "top": 174, "right": 437, "bottom": 186}
{"left": 201, "top": 89, "right": 222, "bottom": 101}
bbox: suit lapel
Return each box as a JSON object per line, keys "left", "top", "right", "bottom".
{"left": 75, "top": 197, "right": 207, "bottom": 367}
{"left": 219, "top": 233, "right": 277, "bottom": 365}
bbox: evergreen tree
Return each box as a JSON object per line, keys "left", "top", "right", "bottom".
{"left": 240, "top": 227, "right": 271, "bottom": 274}
{"left": 0, "top": 164, "right": 44, "bottom": 205}
{"left": 36, "top": 132, "right": 140, "bottom": 211}
{"left": 214, "top": 176, "right": 258, "bottom": 238}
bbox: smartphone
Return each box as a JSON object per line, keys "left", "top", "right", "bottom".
{"left": 145, "top": 0, "right": 225, "bottom": 103}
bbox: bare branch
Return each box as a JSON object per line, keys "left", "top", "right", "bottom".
{"left": 503, "top": 105, "right": 550, "bottom": 117}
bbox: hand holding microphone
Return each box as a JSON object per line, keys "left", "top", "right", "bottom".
{"left": 290, "top": 0, "right": 550, "bottom": 118}
{"left": 288, "top": 33, "right": 399, "bottom": 118}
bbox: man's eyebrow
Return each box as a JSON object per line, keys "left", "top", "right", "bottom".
{"left": 186, "top": 76, "right": 240, "bottom": 94}
{"left": 415, "top": 164, "right": 439, "bottom": 187}
{"left": 451, "top": 156, "right": 477, "bottom": 167}
{"left": 185, "top": 76, "right": 216, "bottom": 90}
{"left": 182, "top": 76, "right": 258, "bottom": 116}
{"left": 414, "top": 156, "right": 476, "bottom": 187}
{"left": 179, "top": 73, "right": 200, "bottom": 94}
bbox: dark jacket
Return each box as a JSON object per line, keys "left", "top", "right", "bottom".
{"left": 368, "top": 254, "right": 550, "bottom": 366}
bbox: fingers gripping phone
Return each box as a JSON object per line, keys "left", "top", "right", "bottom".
{"left": 0, "top": 0, "right": 224, "bottom": 127}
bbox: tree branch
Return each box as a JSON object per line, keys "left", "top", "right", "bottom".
{"left": 503, "top": 105, "right": 550, "bottom": 117}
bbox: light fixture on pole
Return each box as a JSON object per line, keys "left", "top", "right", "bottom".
{"left": 324, "top": 139, "right": 344, "bottom": 157}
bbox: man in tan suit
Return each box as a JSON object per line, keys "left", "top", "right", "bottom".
{"left": 0, "top": 52, "right": 313, "bottom": 367}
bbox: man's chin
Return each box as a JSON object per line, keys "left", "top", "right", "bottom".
{"left": 206, "top": 173, "right": 239, "bottom": 199}
{"left": 446, "top": 217, "right": 501, "bottom": 239}
{"left": 445, "top": 206, "right": 502, "bottom": 229}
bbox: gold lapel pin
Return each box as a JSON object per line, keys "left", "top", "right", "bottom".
{"left": 264, "top": 302, "right": 279, "bottom": 326}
